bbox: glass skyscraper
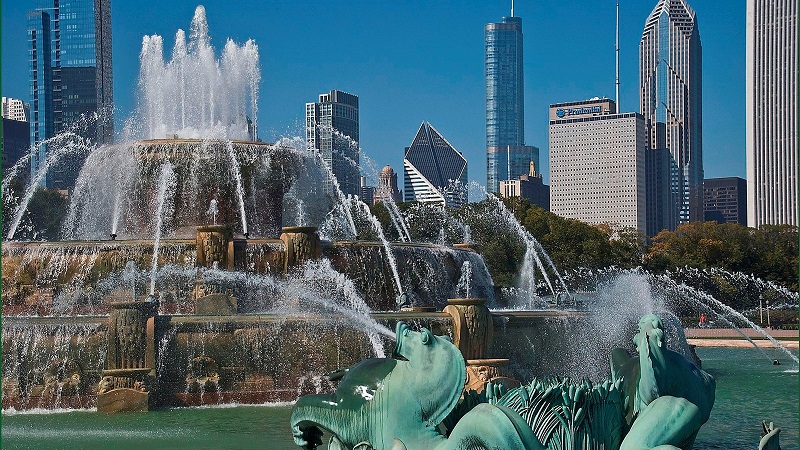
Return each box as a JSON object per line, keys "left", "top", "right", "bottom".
{"left": 640, "top": 0, "right": 703, "bottom": 227}
{"left": 305, "top": 90, "right": 360, "bottom": 197}
{"left": 28, "top": 0, "right": 113, "bottom": 189}
{"left": 403, "top": 122, "right": 468, "bottom": 208}
{"left": 485, "top": 14, "right": 529, "bottom": 194}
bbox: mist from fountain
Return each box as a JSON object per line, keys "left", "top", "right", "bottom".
{"left": 133, "top": 6, "right": 259, "bottom": 141}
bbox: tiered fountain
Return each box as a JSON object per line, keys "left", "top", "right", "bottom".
{"left": 1, "top": 9, "right": 795, "bottom": 449}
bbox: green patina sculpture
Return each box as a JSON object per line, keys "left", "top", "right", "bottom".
{"left": 758, "top": 421, "right": 781, "bottom": 450}
{"left": 290, "top": 321, "right": 543, "bottom": 450}
{"left": 611, "top": 314, "right": 716, "bottom": 450}
{"left": 291, "top": 315, "right": 716, "bottom": 450}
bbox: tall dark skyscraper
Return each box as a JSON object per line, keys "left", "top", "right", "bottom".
{"left": 305, "top": 90, "right": 360, "bottom": 197}
{"left": 28, "top": 0, "right": 113, "bottom": 189}
{"left": 485, "top": 9, "right": 533, "bottom": 194}
{"left": 640, "top": 0, "right": 703, "bottom": 228}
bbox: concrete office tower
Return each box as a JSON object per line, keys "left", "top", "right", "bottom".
{"left": 486, "top": 11, "right": 531, "bottom": 193}
{"left": 306, "top": 90, "right": 360, "bottom": 197}
{"left": 2, "top": 97, "right": 29, "bottom": 122}
{"left": 746, "top": 0, "right": 797, "bottom": 227}
{"left": 640, "top": 0, "right": 703, "bottom": 228}
{"left": 2, "top": 98, "right": 32, "bottom": 175}
{"left": 549, "top": 98, "right": 648, "bottom": 236}
{"left": 28, "top": 0, "right": 113, "bottom": 189}
{"left": 403, "top": 122, "right": 468, "bottom": 208}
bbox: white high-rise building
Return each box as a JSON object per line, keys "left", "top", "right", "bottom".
{"left": 746, "top": 0, "right": 797, "bottom": 227}
{"left": 549, "top": 98, "right": 648, "bottom": 236}
{"left": 2, "top": 97, "right": 28, "bottom": 122}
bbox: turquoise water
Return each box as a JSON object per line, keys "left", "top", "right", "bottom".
{"left": 2, "top": 347, "right": 797, "bottom": 449}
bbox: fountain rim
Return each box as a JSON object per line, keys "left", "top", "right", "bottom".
{"left": 280, "top": 226, "right": 319, "bottom": 234}
{"left": 134, "top": 138, "right": 277, "bottom": 146}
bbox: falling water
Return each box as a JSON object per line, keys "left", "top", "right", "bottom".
{"left": 380, "top": 197, "right": 411, "bottom": 242}
{"left": 150, "top": 162, "right": 177, "bottom": 295}
{"left": 206, "top": 199, "right": 219, "bottom": 225}
{"left": 226, "top": 141, "right": 249, "bottom": 235}
{"left": 353, "top": 199, "right": 403, "bottom": 299}
{"left": 457, "top": 261, "right": 472, "bottom": 298}
{"left": 6, "top": 135, "right": 94, "bottom": 240}
{"left": 469, "top": 181, "right": 567, "bottom": 298}
{"left": 662, "top": 276, "right": 798, "bottom": 366}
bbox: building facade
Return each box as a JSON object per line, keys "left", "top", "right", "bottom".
{"left": 374, "top": 165, "right": 402, "bottom": 205}
{"left": 499, "top": 161, "right": 550, "bottom": 211}
{"left": 549, "top": 99, "right": 648, "bottom": 236}
{"left": 746, "top": 0, "right": 797, "bottom": 227}
{"left": 2, "top": 97, "right": 29, "bottom": 122}
{"left": 28, "top": 0, "right": 113, "bottom": 189}
{"left": 2, "top": 118, "right": 32, "bottom": 177}
{"left": 403, "top": 122, "right": 468, "bottom": 208}
{"left": 305, "top": 90, "right": 360, "bottom": 197}
{"left": 704, "top": 177, "right": 747, "bottom": 226}
{"left": 640, "top": 0, "right": 703, "bottom": 227}
{"left": 485, "top": 14, "right": 527, "bottom": 193}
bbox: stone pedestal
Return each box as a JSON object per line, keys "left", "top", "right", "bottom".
{"left": 196, "top": 225, "right": 233, "bottom": 269}
{"left": 444, "top": 298, "right": 516, "bottom": 393}
{"left": 98, "top": 300, "right": 157, "bottom": 413}
{"left": 443, "top": 298, "right": 493, "bottom": 360}
{"left": 280, "top": 226, "right": 322, "bottom": 274}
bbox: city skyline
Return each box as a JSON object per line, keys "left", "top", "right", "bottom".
{"left": 2, "top": 1, "right": 748, "bottom": 190}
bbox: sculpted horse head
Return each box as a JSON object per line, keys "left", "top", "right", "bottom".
{"left": 291, "top": 321, "right": 466, "bottom": 450}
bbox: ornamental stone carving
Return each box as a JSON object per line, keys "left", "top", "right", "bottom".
{"left": 280, "top": 226, "right": 322, "bottom": 274}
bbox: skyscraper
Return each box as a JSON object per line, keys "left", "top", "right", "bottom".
{"left": 2, "top": 98, "right": 31, "bottom": 177}
{"left": 704, "top": 177, "right": 747, "bottom": 226}
{"left": 28, "top": 0, "right": 113, "bottom": 189}
{"left": 486, "top": 11, "right": 531, "bottom": 193}
{"left": 746, "top": 0, "right": 797, "bottom": 227}
{"left": 403, "top": 122, "right": 468, "bottom": 208}
{"left": 305, "top": 90, "right": 360, "bottom": 197}
{"left": 2, "top": 97, "right": 30, "bottom": 122}
{"left": 640, "top": 0, "right": 703, "bottom": 228}
{"left": 549, "top": 98, "right": 648, "bottom": 236}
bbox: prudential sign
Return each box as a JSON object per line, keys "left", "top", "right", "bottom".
{"left": 556, "top": 105, "right": 602, "bottom": 118}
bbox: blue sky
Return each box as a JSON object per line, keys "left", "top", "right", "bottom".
{"left": 2, "top": 1, "right": 746, "bottom": 186}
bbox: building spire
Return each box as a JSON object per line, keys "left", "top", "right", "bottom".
{"left": 615, "top": 1, "right": 620, "bottom": 109}
{"left": 511, "top": 0, "right": 515, "bottom": 17}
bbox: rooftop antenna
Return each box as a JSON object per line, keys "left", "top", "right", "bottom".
{"left": 511, "top": 0, "right": 515, "bottom": 17}
{"left": 615, "top": 1, "right": 620, "bottom": 109}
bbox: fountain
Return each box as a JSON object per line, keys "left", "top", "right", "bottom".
{"left": 1, "top": 6, "right": 796, "bottom": 449}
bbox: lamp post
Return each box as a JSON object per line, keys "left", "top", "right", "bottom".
{"left": 766, "top": 299, "right": 771, "bottom": 329}
{"left": 759, "top": 294, "right": 764, "bottom": 324}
